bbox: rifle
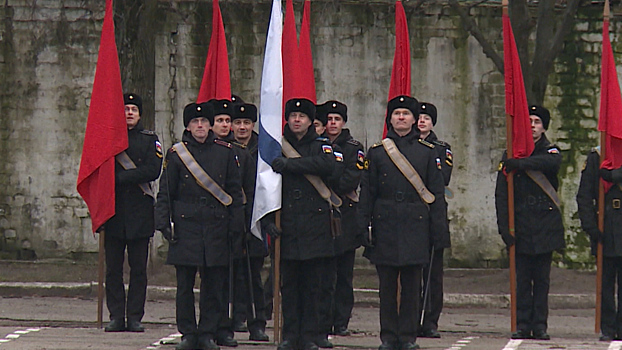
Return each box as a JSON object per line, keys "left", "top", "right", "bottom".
{"left": 419, "top": 247, "right": 435, "bottom": 329}
{"left": 244, "top": 235, "right": 257, "bottom": 320}
{"left": 165, "top": 160, "right": 176, "bottom": 242}
{"left": 228, "top": 233, "right": 234, "bottom": 320}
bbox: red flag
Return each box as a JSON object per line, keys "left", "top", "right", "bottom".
{"left": 385, "top": 0, "right": 411, "bottom": 138}
{"left": 76, "top": 0, "right": 128, "bottom": 233}
{"left": 197, "top": 0, "right": 231, "bottom": 103}
{"left": 298, "top": 0, "right": 316, "bottom": 104}
{"left": 282, "top": 0, "right": 301, "bottom": 124}
{"left": 599, "top": 18, "right": 622, "bottom": 172}
{"left": 503, "top": 13, "right": 534, "bottom": 158}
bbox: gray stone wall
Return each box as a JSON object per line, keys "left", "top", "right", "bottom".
{"left": 0, "top": 0, "right": 611, "bottom": 266}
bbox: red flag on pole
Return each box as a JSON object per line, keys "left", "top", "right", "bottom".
{"left": 298, "top": 0, "right": 316, "bottom": 104}
{"left": 385, "top": 0, "right": 411, "bottom": 138}
{"left": 502, "top": 12, "right": 533, "bottom": 158}
{"left": 282, "top": 0, "right": 301, "bottom": 124}
{"left": 598, "top": 17, "right": 622, "bottom": 175}
{"left": 76, "top": 0, "right": 128, "bottom": 233}
{"left": 197, "top": 0, "right": 231, "bottom": 103}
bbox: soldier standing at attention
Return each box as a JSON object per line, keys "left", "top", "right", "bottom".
{"left": 155, "top": 102, "right": 244, "bottom": 350}
{"left": 262, "top": 98, "right": 337, "bottom": 350}
{"left": 103, "top": 93, "right": 162, "bottom": 333}
{"left": 359, "top": 96, "right": 447, "bottom": 350}
{"left": 315, "top": 100, "right": 364, "bottom": 348}
{"left": 417, "top": 102, "right": 452, "bottom": 339}
{"left": 495, "top": 105, "right": 564, "bottom": 340}
{"left": 230, "top": 102, "right": 270, "bottom": 342}
{"left": 577, "top": 146, "right": 622, "bottom": 341}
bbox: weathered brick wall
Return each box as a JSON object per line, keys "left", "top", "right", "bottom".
{"left": 0, "top": 0, "right": 613, "bottom": 266}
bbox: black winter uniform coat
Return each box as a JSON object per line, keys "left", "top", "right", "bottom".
{"left": 423, "top": 131, "right": 453, "bottom": 249}
{"left": 154, "top": 130, "right": 244, "bottom": 267}
{"left": 326, "top": 129, "right": 365, "bottom": 255}
{"left": 228, "top": 132, "right": 268, "bottom": 258}
{"left": 360, "top": 128, "right": 448, "bottom": 266}
{"left": 495, "top": 135, "right": 565, "bottom": 255}
{"left": 278, "top": 125, "right": 337, "bottom": 261}
{"left": 104, "top": 122, "right": 162, "bottom": 240}
{"left": 577, "top": 148, "right": 622, "bottom": 257}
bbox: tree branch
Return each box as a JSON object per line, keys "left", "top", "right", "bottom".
{"left": 448, "top": 0, "right": 504, "bottom": 74}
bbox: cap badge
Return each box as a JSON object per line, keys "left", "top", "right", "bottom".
{"left": 197, "top": 106, "right": 202, "bottom": 111}
{"left": 400, "top": 97, "right": 404, "bottom": 102}
{"left": 240, "top": 106, "right": 245, "bottom": 112}
{"left": 296, "top": 101, "right": 301, "bottom": 107}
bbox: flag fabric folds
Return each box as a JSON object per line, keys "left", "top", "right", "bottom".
{"left": 385, "top": 0, "right": 411, "bottom": 138}
{"left": 599, "top": 18, "right": 622, "bottom": 174}
{"left": 76, "top": 0, "right": 128, "bottom": 233}
{"left": 197, "top": 0, "right": 231, "bottom": 103}
{"left": 502, "top": 12, "right": 534, "bottom": 159}
{"left": 250, "top": 0, "right": 284, "bottom": 239}
{"left": 298, "top": 0, "right": 317, "bottom": 104}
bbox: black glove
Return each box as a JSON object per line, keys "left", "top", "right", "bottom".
{"left": 503, "top": 158, "right": 522, "bottom": 172}
{"left": 161, "top": 226, "right": 177, "bottom": 244}
{"left": 264, "top": 222, "right": 281, "bottom": 239}
{"left": 271, "top": 157, "right": 288, "bottom": 173}
{"left": 500, "top": 230, "right": 515, "bottom": 248}
{"left": 600, "top": 168, "right": 614, "bottom": 182}
{"left": 588, "top": 228, "right": 603, "bottom": 242}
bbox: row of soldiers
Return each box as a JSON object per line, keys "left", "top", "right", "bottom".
{"left": 99, "top": 92, "right": 454, "bottom": 350}
{"left": 98, "top": 91, "right": 622, "bottom": 349}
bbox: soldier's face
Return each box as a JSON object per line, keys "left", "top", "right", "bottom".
{"left": 314, "top": 119, "right": 326, "bottom": 135}
{"left": 390, "top": 108, "right": 416, "bottom": 134}
{"left": 530, "top": 115, "right": 545, "bottom": 142}
{"left": 326, "top": 114, "right": 345, "bottom": 138}
{"left": 232, "top": 119, "right": 254, "bottom": 142}
{"left": 125, "top": 104, "right": 141, "bottom": 129}
{"left": 288, "top": 112, "right": 312, "bottom": 136}
{"left": 186, "top": 117, "right": 211, "bottom": 142}
{"left": 417, "top": 114, "right": 433, "bottom": 134}
{"left": 213, "top": 114, "right": 232, "bottom": 138}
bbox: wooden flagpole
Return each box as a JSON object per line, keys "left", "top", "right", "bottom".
{"left": 97, "top": 230, "right": 106, "bottom": 328}
{"left": 596, "top": 0, "right": 609, "bottom": 334}
{"left": 273, "top": 211, "right": 282, "bottom": 343}
{"left": 502, "top": 0, "right": 517, "bottom": 333}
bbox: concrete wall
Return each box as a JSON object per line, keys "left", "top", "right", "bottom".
{"left": 0, "top": 0, "right": 612, "bottom": 266}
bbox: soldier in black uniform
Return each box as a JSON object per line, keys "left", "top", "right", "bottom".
{"left": 359, "top": 96, "right": 447, "bottom": 350}
{"left": 155, "top": 102, "right": 244, "bottom": 350}
{"left": 495, "top": 105, "right": 564, "bottom": 340}
{"left": 417, "top": 102, "right": 453, "bottom": 339}
{"left": 230, "top": 103, "right": 270, "bottom": 342}
{"left": 315, "top": 101, "right": 364, "bottom": 347}
{"left": 103, "top": 93, "right": 163, "bottom": 333}
{"left": 262, "top": 98, "right": 337, "bottom": 350}
{"left": 577, "top": 146, "right": 622, "bottom": 341}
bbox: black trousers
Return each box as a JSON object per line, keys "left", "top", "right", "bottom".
{"left": 222, "top": 257, "right": 267, "bottom": 336}
{"left": 104, "top": 235, "right": 149, "bottom": 322}
{"left": 421, "top": 248, "right": 444, "bottom": 332}
{"left": 281, "top": 258, "right": 322, "bottom": 345}
{"left": 318, "top": 250, "right": 356, "bottom": 337}
{"left": 515, "top": 252, "right": 552, "bottom": 333}
{"left": 601, "top": 256, "right": 622, "bottom": 337}
{"left": 175, "top": 265, "right": 228, "bottom": 342}
{"left": 376, "top": 264, "right": 422, "bottom": 345}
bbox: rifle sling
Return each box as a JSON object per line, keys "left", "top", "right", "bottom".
{"left": 115, "top": 151, "right": 155, "bottom": 199}
{"left": 281, "top": 140, "right": 342, "bottom": 208}
{"left": 172, "top": 143, "right": 233, "bottom": 206}
{"left": 381, "top": 138, "right": 435, "bottom": 204}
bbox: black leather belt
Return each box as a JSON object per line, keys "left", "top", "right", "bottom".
{"left": 380, "top": 191, "right": 420, "bottom": 203}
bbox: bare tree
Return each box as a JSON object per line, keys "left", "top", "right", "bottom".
{"left": 448, "top": 0, "right": 583, "bottom": 105}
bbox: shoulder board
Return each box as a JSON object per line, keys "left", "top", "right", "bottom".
{"left": 347, "top": 139, "right": 361, "bottom": 146}
{"left": 418, "top": 139, "right": 435, "bottom": 149}
{"left": 315, "top": 137, "right": 329, "bottom": 142}
{"left": 371, "top": 141, "right": 383, "bottom": 148}
{"left": 140, "top": 130, "right": 156, "bottom": 136}
{"left": 214, "top": 139, "right": 232, "bottom": 148}
{"left": 231, "top": 141, "right": 247, "bottom": 149}
{"left": 591, "top": 146, "right": 601, "bottom": 155}
{"left": 432, "top": 139, "right": 449, "bottom": 147}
